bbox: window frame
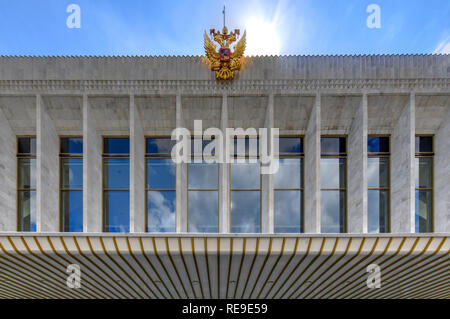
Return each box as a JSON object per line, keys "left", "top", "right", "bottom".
{"left": 102, "top": 136, "right": 130, "bottom": 233}
{"left": 320, "top": 135, "right": 348, "bottom": 233}
{"left": 187, "top": 137, "right": 219, "bottom": 233}
{"left": 145, "top": 136, "right": 176, "bottom": 233}
{"left": 367, "top": 134, "right": 391, "bottom": 233}
{"left": 415, "top": 134, "right": 434, "bottom": 233}
{"left": 17, "top": 136, "right": 37, "bottom": 232}
{"left": 229, "top": 136, "right": 262, "bottom": 233}
{"left": 59, "top": 136, "right": 84, "bottom": 232}
{"left": 273, "top": 135, "right": 304, "bottom": 233}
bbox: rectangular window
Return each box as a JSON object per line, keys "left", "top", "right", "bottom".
{"left": 320, "top": 137, "right": 346, "bottom": 233}
{"left": 103, "top": 137, "right": 130, "bottom": 233}
{"left": 274, "top": 137, "right": 304, "bottom": 233}
{"left": 146, "top": 138, "right": 176, "bottom": 232}
{"left": 230, "top": 137, "right": 260, "bottom": 233}
{"left": 188, "top": 138, "right": 218, "bottom": 232}
{"left": 60, "top": 137, "right": 83, "bottom": 232}
{"left": 367, "top": 136, "right": 390, "bottom": 233}
{"left": 415, "top": 136, "right": 433, "bottom": 233}
{"left": 17, "top": 137, "right": 36, "bottom": 232}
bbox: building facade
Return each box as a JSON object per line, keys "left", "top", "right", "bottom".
{"left": 0, "top": 55, "right": 449, "bottom": 298}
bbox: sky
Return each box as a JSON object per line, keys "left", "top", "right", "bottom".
{"left": 0, "top": 0, "right": 448, "bottom": 56}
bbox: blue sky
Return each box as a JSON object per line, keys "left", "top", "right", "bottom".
{"left": 0, "top": 0, "right": 448, "bottom": 56}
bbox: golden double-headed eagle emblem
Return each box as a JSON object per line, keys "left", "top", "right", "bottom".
{"left": 204, "top": 6, "right": 246, "bottom": 80}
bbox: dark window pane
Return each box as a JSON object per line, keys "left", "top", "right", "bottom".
{"left": 61, "top": 190, "right": 83, "bottom": 232}
{"left": 320, "top": 158, "right": 346, "bottom": 189}
{"left": 104, "top": 159, "right": 130, "bottom": 189}
{"left": 104, "top": 191, "right": 129, "bottom": 232}
{"left": 18, "top": 137, "right": 36, "bottom": 154}
{"left": 231, "top": 191, "right": 260, "bottom": 233}
{"left": 368, "top": 157, "right": 389, "bottom": 188}
{"left": 147, "top": 159, "right": 175, "bottom": 189}
{"left": 18, "top": 158, "right": 36, "bottom": 189}
{"left": 274, "top": 158, "right": 302, "bottom": 189}
{"left": 279, "top": 137, "right": 303, "bottom": 154}
{"left": 188, "top": 162, "right": 218, "bottom": 189}
{"left": 321, "top": 190, "right": 346, "bottom": 233}
{"left": 188, "top": 191, "right": 218, "bottom": 233}
{"left": 415, "top": 190, "right": 432, "bottom": 233}
{"left": 61, "top": 158, "right": 83, "bottom": 189}
{"left": 368, "top": 137, "right": 389, "bottom": 153}
{"left": 146, "top": 138, "right": 175, "bottom": 155}
{"left": 104, "top": 138, "right": 130, "bottom": 154}
{"left": 147, "top": 190, "right": 175, "bottom": 232}
{"left": 415, "top": 157, "right": 432, "bottom": 189}
{"left": 231, "top": 162, "right": 260, "bottom": 189}
{"left": 60, "top": 138, "right": 83, "bottom": 154}
{"left": 368, "top": 190, "right": 389, "bottom": 233}
{"left": 18, "top": 190, "right": 36, "bottom": 232}
{"left": 274, "top": 190, "right": 302, "bottom": 233}
{"left": 415, "top": 136, "right": 433, "bottom": 153}
{"left": 321, "top": 137, "right": 346, "bottom": 154}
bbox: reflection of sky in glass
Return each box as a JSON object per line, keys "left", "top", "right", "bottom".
{"left": 19, "top": 158, "right": 36, "bottom": 189}
{"left": 147, "top": 138, "right": 175, "bottom": 154}
{"left": 274, "top": 190, "right": 301, "bottom": 233}
{"left": 232, "top": 138, "right": 258, "bottom": 156}
{"left": 104, "top": 159, "right": 130, "bottom": 189}
{"left": 188, "top": 163, "right": 218, "bottom": 189}
{"left": 320, "top": 158, "right": 345, "bottom": 189}
{"left": 62, "top": 158, "right": 83, "bottom": 189}
{"left": 368, "top": 157, "right": 389, "bottom": 188}
{"left": 148, "top": 191, "right": 175, "bottom": 232}
{"left": 321, "top": 190, "right": 345, "bottom": 233}
{"left": 415, "top": 158, "right": 432, "bottom": 188}
{"left": 274, "top": 158, "right": 301, "bottom": 189}
{"left": 62, "top": 190, "right": 83, "bottom": 232}
{"left": 368, "top": 137, "right": 389, "bottom": 153}
{"left": 321, "top": 137, "right": 345, "bottom": 154}
{"left": 231, "top": 162, "right": 260, "bottom": 189}
{"left": 104, "top": 138, "right": 129, "bottom": 154}
{"left": 147, "top": 159, "right": 175, "bottom": 189}
{"left": 415, "top": 190, "right": 432, "bottom": 233}
{"left": 188, "top": 191, "right": 218, "bottom": 233}
{"left": 231, "top": 191, "right": 260, "bottom": 233}
{"left": 19, "top": 191, "right": 36, "bottom": 232}
{"left": 61, "top": 137, "right": 83, "bottom": 154}
{"left": 279, "top": 137, "right": 302, "bottom": 153}
{"left": 368, "top": 190, "right": 389, "bottom": 233}
{"left": 105, "top": 191, "right": 129, "bottom": 233}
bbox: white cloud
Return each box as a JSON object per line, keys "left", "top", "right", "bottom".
{"left": 434, "top": 37, "right": 450, "bottom": 54}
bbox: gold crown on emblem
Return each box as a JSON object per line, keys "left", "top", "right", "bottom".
{"left": 204, "top": 6, "right": 246, "bottom": 80}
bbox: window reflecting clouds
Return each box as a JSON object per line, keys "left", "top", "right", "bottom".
{"left": 146, "top": 138, "right": 176, "bottom": 233}
{"left": 147, "top": 159, "right": 175, "bottom": 189}
{"left": 368, "top": 190, "right": 389, "bottom": 233}
{"left": 231, "top": 191, "right": 260, "bottom": 233}
{"left": 188, "top": 162, "right": 218, "bottom": 189}
{"left": 320, "top": 137, "right": 346, "bottom": 233}
{"left": 104, "top": 138, "right": 130, "bottom": 233}
{"left": 189, "top": 191, "right": 218, "bottom": 232}
{"left": 320, "top": 158, "right": 346, "bottom": 189}
{"left": 368, "top": 157, "right": 389, "bottom": 188}
{"left": 274, "top": 190, "right": 301, "bottom": 233}
{"left": 148, "top": 191, "right": 175, "bottom": 232}
{"left": 321, "top": 190, "right": 345, "bottom": 233}
{"left": 274, "top": 158, "right": 301, "bottom": 189}
{"left": 231, "top": 162, "right": 260, "bottom": 189}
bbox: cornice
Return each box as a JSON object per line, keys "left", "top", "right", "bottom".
{"left": 0, "top": 78, "right": 448, "bottom": 95}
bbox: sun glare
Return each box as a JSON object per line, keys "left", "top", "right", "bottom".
{"left": 245, "top": 17, "right": 281, "bottom": 56}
